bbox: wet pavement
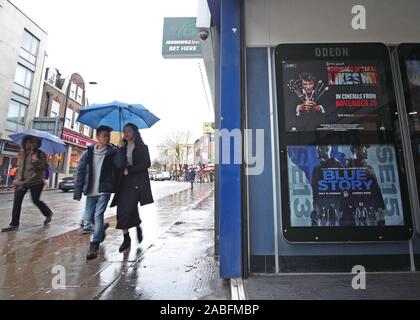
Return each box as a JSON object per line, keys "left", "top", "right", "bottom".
{"left": 0, "top": 181, "right": 229, "bottom": 300}
{"left": 245, "top": 272, "right": 420, "bottom": 300}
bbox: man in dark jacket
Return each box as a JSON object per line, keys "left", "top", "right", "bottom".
{"left": 74, "top": 126, "right": 117, "bottom": 260}
{"left": 311, "top": 145, "right": 343, "bottom": 212}
{"left": 327, "top": 203, "right": 337, "bottom": 227}
{"left": 189, "top": 169, "right": 196, "bottom": 190}
{"left": 340, "top": 191, "right": 356, "bottom": 226}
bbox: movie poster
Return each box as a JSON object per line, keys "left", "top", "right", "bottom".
{"left": 287, "top": 144, "right": 404, "bottom": 227}
{"left": 406, "top": 60, "right": 420, "bottom": 102}
{"left": 282, "top": 60, "right": 389, "bottom": 132}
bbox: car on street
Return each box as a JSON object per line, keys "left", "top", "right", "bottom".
{"left": 58, "top": 176, "right": 75, "bottom": 192}
{"left": 162, "top": 172, "right": 171, "bottom": 180}
{"left": 149, "top": 169, "right": 158, "bottom": 180}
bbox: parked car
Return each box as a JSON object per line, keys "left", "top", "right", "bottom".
{"left": 155, "top": 173, "right": 164, "bottom": 181}
{"left": 149, "top": 170, "right": 158, "bottom": 180}
{"left": 162, "top": 172, "right": 171, "bottom": 180}
{"left": 58, "top": 176, "right": 75, "bottom": 192}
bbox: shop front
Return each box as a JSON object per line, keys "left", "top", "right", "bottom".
{"left": 0, "top": 140, "right": 19, "bottom": 189}
{"left": 205, "top": 0, "right": 420, "bottom": 278}
{"left": 61, "top": 129, "right": 95, "bottom": 175}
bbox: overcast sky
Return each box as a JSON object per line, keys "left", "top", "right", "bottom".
{"left": 10, "top": 0, "right": 214, "bottom": 161}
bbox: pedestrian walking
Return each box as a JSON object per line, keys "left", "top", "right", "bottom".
{"left": 1, "top": 136, "right": 53, "bottom": 232}
{"left": 111, "top": 123, "right": 154, "bottom": 253}
{"left": 327, "top": 203, "right": 337, "bottom": 227}
{"left": 73, "top": 126, "right": 117, "bottom": 260}
{"left": 189, "top": 169, "right": 196, "bottom": 190}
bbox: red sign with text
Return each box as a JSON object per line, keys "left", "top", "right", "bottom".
{"left": 62, "top": 129, "right": 95, "bottom": 148}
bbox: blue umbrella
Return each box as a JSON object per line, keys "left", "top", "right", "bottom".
{"left": 76, "top": 101, "right": 160, "bottom": 132}
{"left": 9, "top": 129, "right": 67, "bottom": 155}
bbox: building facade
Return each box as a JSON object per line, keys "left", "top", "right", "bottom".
{"left": 194, "top": 134, "right": 214, "bottom": 165}
{"left": 202, "top": 0, "right": 420, "bottom": 278}
{"left": 0, "top": 0, "right": 47, "bottom": 188}
{"left": 37, "top": 68, "right": 95, "bottom": 176}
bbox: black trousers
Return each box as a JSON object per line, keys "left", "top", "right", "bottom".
{"left": 11, "top": 183, "right": 52, "bottom": 226}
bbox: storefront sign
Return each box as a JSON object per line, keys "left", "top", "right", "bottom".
{"left": 162, "top": 17, "right": 202, "bottom": 59}
{"left": 0, "top": 141, "right": 19, "bottom": 157}
{"left": 203, "top": 122, "right": 215, "bottom": 134}
{"left": 62, "top": 130, "right": 95, "bottom": 148}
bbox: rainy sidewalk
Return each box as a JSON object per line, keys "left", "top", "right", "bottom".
{"left": 0, "top": 181, "right": 229, "bottom": 300}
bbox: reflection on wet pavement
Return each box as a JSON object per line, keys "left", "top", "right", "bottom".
{"left": 0, "top": 182, "right": 229, "bottom": 300}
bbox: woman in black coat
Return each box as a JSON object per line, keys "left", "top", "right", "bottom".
{"left": 111, "top": 123, "right": 154, "bottom": 252}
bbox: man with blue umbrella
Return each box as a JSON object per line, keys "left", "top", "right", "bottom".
{"left": 1, "top": 135, "right": 55, "bottom": 232}
{"left": 73, "top": 126, "right": 119, "bottom": 260}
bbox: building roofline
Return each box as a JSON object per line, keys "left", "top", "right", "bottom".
{"left": 7, "top": 0, "right": 48, "bottom": 35}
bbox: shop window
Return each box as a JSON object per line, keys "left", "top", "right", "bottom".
{"left": 70, "top": 148, "right": 82, "bottom": 174}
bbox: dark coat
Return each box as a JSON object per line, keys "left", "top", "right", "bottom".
{"left": 111, "top": 144, "right": 154, "bottom": 207}
{"left": 73, "top": 144, "right": 118, "bottom": 200}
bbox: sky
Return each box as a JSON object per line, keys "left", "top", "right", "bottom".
{"left": 10, "top": 0, "right": 214, "bottom": 161}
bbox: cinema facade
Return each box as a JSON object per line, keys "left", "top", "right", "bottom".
{"left": 198, "top": 0, "right": 420, "bottom": 278}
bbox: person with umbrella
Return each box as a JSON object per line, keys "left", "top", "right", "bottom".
{"left": 1, "top": 136, "right": 54, "bottom": 232}
{"left": 76, "top": 101, "right": 159, "bottom": 253}
{"left": 73, "top": 126, "right": 118, "bottom": 260}
{"left": 111, "top": 123, "right": 154, "bottom": 252}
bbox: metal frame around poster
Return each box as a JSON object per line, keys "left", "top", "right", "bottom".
{"left": 274, "top": 43, "right": 413, "bottom": 243}
{"left": 397, "top": 43, "right": 420, "bottom": 236}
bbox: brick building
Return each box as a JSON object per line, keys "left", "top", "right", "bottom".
{"left": 37, "top": 67, "right": 95, "bottom": 175}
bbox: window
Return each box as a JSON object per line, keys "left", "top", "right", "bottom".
{"left": 83, "top": 126, "right": 90, "bottom": 136}
{"left": 19, "top": 30, "right": 40, "bottom": 65}
{"left": 13, "top": 64, "right": 34, "bottom": 98}
{"left": 76, "top": 87, "right": 83, "bottom": 104}
{"left": 50, "top": 100, "right": 60, "bottom": 117}
{"left": 69, "top": 83, "right": 77, "bottom": 100}
{"left": 74, "top": 112, "right": 80, "bottom": 132}
{"left": 65, "top": 108, "right": 73, "bottom": 129}
{"left": 6, "top": 100, "right": 27, "bottom": 132}
{"left": 47, "top": 70, "right": 57, "bottom": 86}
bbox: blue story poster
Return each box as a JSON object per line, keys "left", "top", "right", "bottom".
{"left": 287, "top": 144, "right": 404, "bottom": 227}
